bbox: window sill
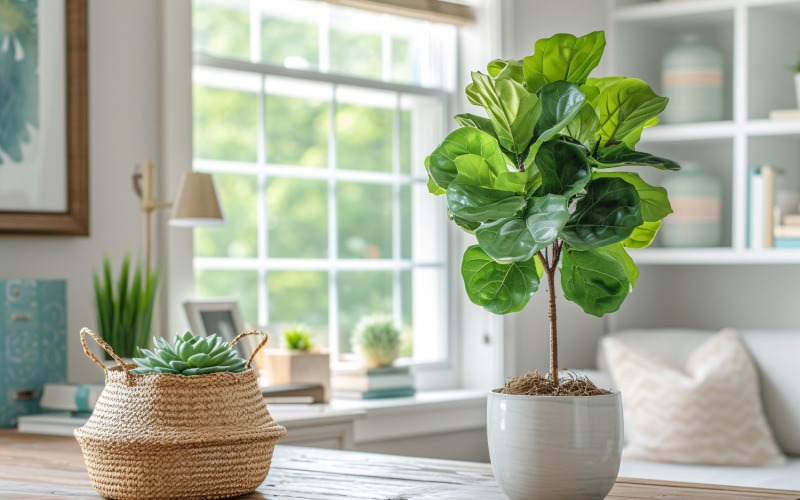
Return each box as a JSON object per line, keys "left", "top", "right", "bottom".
{"left": 269, "top": 389, "right": 487, "bottom": 445}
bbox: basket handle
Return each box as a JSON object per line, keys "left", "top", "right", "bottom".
{"left": 80, "top": 327, "right": 133, "bottom": 381}
{"left": 230, "top": 330, "right": 269, "bottom": 368}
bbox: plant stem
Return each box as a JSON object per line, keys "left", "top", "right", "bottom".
{"left": 539, "top": 242, "right": 562, "bottom": 385}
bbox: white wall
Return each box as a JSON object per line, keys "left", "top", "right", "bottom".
{"left": 0, "top": 0, "right": 161, "bottom": 383}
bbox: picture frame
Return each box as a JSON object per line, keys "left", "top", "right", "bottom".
{"left": 0, "top": 0, "right": 89, "bottom": 236}
{"left": 183, "top": 299, "right": 253, "bottom": 359}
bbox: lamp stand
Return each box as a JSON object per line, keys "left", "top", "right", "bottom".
{"left": 132, "top": 161, "right": 172, "bottom": 272}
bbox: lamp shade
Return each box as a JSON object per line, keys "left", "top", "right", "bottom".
{"left": 169, "top": 172, "right": 224, "bottom": 227}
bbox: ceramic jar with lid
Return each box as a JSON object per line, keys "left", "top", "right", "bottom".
{"left": 662, "top": 34, "right": 724, "bottom": 123}
{"left": 661, "top": 161, "right": 723, "bottom": 247}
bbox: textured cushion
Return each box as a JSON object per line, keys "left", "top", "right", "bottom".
{"left": 604, "top": 330, "right": 785, "bottom": 466}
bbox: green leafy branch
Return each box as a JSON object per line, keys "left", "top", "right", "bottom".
{"left": 425, "top": 31, "right": 680, "bottom": 382}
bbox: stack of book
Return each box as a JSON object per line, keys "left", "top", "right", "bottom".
{"left": 16, "top": 383, "right": 103, "bottom": 435}
{"left": 331, "top": 366, "right": 415, "bottom": 400}
{"left": 775, "top": 214, "right": 800, "bottom": 248}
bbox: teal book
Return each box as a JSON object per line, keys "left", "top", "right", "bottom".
{"left": 0, "top": 280, "right": 67, "bottom": 427}
{"left": 774, "top": 238, "right": 800, "bottom": 249}
{"left": 333, "top": 387, "right": 416, "bottom": 400}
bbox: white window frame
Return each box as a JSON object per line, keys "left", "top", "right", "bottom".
{"left": 161, "top": 0, "right": 505, "bottom": 391}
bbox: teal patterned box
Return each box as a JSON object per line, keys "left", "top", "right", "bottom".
{"left": 0, "top": 280, "right": 67, "bottom": 427}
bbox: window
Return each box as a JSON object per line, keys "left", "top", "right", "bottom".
{"left": 191, "top": 0, "right": 456, "bottom": 364}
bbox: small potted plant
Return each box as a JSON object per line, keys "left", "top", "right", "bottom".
{"left": 262, "top": 325, "right": 331, "bottom": 402}
{"left": 92, "top": 254, "right": 158, "bottom": 359}
{"left": 353, "top": 315, "right": 402, "bottom": 368}
{"left": 75, "top": 329, "right": 286, "bottom": 500}
{"left": 426, "top": 31, "right": 679, "bottom": 499}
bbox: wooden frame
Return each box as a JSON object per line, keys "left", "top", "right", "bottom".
{"left": 0, "top": 0, "right": 89, "bottom": 236}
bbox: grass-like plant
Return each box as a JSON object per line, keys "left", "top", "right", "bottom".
{"left": 284, "top": 325, "right": 313, "bottom": 351}
{"left": 93, "top": 255, "right": 158, "bottom": 359}
{"left": 425, "top": 30, "right": 679, "bottom": 390}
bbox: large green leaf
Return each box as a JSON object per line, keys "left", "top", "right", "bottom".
{"left": 621, "top": 116, "right": 659, "bottom": 149}
{"left": 461, "top": 245, "right": 541, "bottom": 314}
{"left": 593, "top": 171, "right": 672, "bottom": 222}
{"left": 596, "top": 78, "right": 667, "bottom": 145}
{"left": 494, "top": 170, "right": 531, "bottom": 193}
{"left": 585, "top": 76, "right": 626, "bottom": 102}
{"left": 454, "top": 113, "right": 499, "bottom": 138}
{"left": 565, "top": 102, "right": 600, "bottom": 150}
{"left": 535, "top": 81, "right": 586, "bottom": 142}
{"left": 449, "top": 211, "right": 480, "bottom": 234}
{"left": 536, "top": 138, "right": 591, "bottom": 198}
{"left": 525, "top": 194, "right": 570, "bottom": 249}
{"left": 475, "top": 194, "right": 568, "bottom": 262}
{"left": 561, "top": 242, "right": 638, "bottom": 317}
{"left": 591, "top": 142, "right": 680, "bottom": 171}
{"left": 561, "top": 177, "right": 643, "bottom": 250}
{"left": 623, "top": 220, "right": 661, "bottom": 248}
{"left": 453, "top": 154, "right": 494, "bottom": 187}
{"left": 425, "top": 157, "right": 446, "bottom": 195}
{"left": 522, "top": 31, "right": 606, "bottom": 93}
{"left": 487, "top": 59, "right": 524, "bottom": 82}
{"left": 466, "top": 72, "right": 540, "bottom": 154}
{"left": 522, "top": 81, "right": 586, "bottom": 168}
{"left": 446, "top": 184, "right": 527, "bottom": 223}
{"left": 427, "top": 127, "right": 507, "bottom": 190}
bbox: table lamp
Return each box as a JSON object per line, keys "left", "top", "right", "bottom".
{"left": 133, "top": 161, "right": 223, "bottom": 271}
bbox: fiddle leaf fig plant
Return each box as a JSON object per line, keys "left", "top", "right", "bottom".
{"left": 426, "top": 31, "right": 680, "bottom": 387}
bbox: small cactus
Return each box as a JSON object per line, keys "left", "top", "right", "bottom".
{"left": 131, "top": 331, "right": 247, "bottom": 375}
{"left": 353, "top": 315, "right": 401, "bottom": 368}
{"left": 284, "top": 325, "right": 313, "bottom": 351}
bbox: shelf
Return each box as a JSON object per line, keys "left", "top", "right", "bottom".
{"left": 615, "top": 0, "right": 735, "bottom": 24}
{"left": 640, "top": 121, "right": 736, "bottom": 142}
{"left": 747, "top": 119, "right": 800, "bottom": 136}
{"left": 631, "top": 248, "right": 800, "bottom": 265}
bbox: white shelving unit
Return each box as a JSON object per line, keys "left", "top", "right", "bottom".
{"left": 611, "top": 0, "right": 800, "bottom": 264}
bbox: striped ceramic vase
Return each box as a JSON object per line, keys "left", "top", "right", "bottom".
{"left": 661, "top": 33, "right": 724, "bottom": 123}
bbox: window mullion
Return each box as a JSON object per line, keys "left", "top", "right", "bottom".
{"left": 257, "top": 75, "right": 269, "bottom": 326}
{"left": 392, "top": 93, "right": 403, "bottom": 339}
{"left": 328, "top": 85, "right": 340, "bottom": 360}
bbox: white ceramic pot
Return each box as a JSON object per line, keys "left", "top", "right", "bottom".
{"left": 487, "top": 390, "right": 623, "bottom": 500}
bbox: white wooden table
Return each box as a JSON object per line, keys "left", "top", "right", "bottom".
{"left": 1, "top": 431, "right": 799, "bottom": 499}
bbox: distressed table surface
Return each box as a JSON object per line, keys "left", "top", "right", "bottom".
{"left": 0, "top": 430, "right": 798, "bottom": 499}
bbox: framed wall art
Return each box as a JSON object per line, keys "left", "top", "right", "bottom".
{"left": 0, "top": 0, "right": 88, "bottom": 235}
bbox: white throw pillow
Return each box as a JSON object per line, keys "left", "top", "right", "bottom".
{"left": 604, "top": 329, "right": 785, "bottom": 466}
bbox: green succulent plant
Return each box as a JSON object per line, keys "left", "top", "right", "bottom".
{"left": 353, "top": 315, "right": 401, "bottom": 368}
{"left": 131, "top": 331, "right": 247, "bottom": 375}
{"left": 284, "top": 325, "right": 313, "bottom": 351}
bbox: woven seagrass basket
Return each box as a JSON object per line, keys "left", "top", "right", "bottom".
{"left": 75, "top": 328, "right": 286, "bottom": 500}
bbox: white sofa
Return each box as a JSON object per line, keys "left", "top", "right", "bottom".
{"left": 583, "top": 328, "right": 800, "bottom": 491}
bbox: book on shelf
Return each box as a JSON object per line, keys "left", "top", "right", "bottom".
{"left": 783, "top": 214, "right": 800, "bottom": 226}
{"left": 774, "top": 225, "right": 800, "bottom": 238}
{"left": 39, "top": 384, "right": 103, "bottom": 412}
{"left": 332, "top": 364, "right": 410, "bottom": 376}
{"left": 260, "top": 383, "right": 325, "bottom": 404}
{"left": 333, "top": 387, "right": 416, "bottom": 400}
{"left": 769, "top": 109, "right": 800, "bottom": 120}
{"left": 17, "top": 412, "right": 90, "bottom": 436}
{"left": 748, "top": 164, "right": 779, "bottom": 249}
{"left": 774, "top": 237, "right": 800, "bottom": 249}
{"left": 331, "top": 372, "right": 414, "bottom": 392}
